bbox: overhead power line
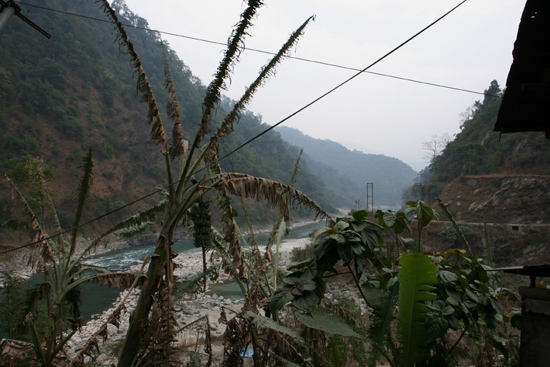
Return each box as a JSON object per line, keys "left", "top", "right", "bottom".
{"left": 17, "top": 1, "right": 491, "bottom": 97}
{"left": 1, "top": 0, "right": 469, "bottom": 255}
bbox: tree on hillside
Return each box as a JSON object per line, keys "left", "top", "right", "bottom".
{"left": 459, "top": 142, "right": 486, "bottom": 175}
{"left": 422, "top": 133, "right": 451, "bottom": 164}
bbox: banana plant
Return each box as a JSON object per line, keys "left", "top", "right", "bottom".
{"left": 96, "top": 1, "right": 333, "bottom": 365}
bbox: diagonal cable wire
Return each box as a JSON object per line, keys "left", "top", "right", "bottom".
{"left": 1, "top": 0, "right": 469, "bottom": 255}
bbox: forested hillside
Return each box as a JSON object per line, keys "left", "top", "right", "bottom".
{"left": 0, "top": 0, "right": 335, "bottom": 234}
{"left": 407, "top": 80, "right": 550, "bottom": 203}
{"left": 277, "top": 126, "right": 417, "bottom": 208}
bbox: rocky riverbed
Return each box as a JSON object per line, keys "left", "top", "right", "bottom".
{"left": 2, "top": 221, "right": 367, "bottom": 365}
{"left": 62, "top": 238, "right": 309, "bottom": 364}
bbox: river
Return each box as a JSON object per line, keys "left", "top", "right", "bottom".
{"left": 0, "top": 221, "right": 324, "bottom": 338}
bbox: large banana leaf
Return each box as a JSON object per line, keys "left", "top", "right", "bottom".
{"left": 397, "top": 253, "right": 436, "bottom": 366}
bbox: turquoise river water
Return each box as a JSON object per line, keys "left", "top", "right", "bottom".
{"left": 0, "top": 221, "right": 324, "bottom": 337}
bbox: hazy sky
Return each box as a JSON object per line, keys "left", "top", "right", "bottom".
{"left": 124, "top": 0, "right": 525, "bottom": 171}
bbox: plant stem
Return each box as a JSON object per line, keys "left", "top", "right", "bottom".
{"left": 446, "top": 327, "right": 468, "bottom": 360}
{"left": 348, "top": 265, "right": 373, "bottom": 309}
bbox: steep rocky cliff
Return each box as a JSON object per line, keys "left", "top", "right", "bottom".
{"left": 437, "top": 175, "right": 550, "bottom": 224}
{"left": 417, "top": 175, "right": 550, "bottom": 277}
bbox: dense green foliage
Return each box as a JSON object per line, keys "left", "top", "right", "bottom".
{"left": 264, "top": 203, "right": 519, "bottom": 366}
{"left": 277, "top": 126, "right": 417, "bottom": 208}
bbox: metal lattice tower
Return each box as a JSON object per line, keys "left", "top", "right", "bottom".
{"left": 366, "top": 183, "right": 373, "bottom": 214}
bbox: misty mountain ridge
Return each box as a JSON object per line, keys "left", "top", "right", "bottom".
{"left": 276, "top": 126, "right": 417, "bottom": 209}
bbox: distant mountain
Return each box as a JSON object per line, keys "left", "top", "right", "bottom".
{"left": 276, "top": 126, "right": 417, "bottom": 209}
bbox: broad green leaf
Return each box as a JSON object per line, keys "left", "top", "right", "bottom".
{"left": 397, "top": 253, "right": 437, "bottom": 366}
{"left": 365, "top": 219, "right": 385, "bottom": 230}
{"left": 382, "top": 211, "right": 396, "bottom": 227}
{"left": 282, "top": 276, "right": 301, "bottom": 285}
{"left": 270, "top": 288, "right": 294, "bottom": 311}
{"left": 416, "top": 202, "right": 434, "bottom": 228}
{"left": 395, "top": 212, "right": 412, "bottom": 234}
{"left": 350, "top": 242, "right": 365, "bottom": 255}
{"left": 292, "top": 290, "right": 320, "bottom": 310}
{"left": 334, "top": 220, "right": 349, "bottom": 230}
{"left": 442, "top": 305, "right": 455, "bottom": 316}
{"left": 437, "top": 270, "right": 460, "bottom": 284}
{"left": 426, "top": 316, "right": 448, "bottom": 340}
{"left": 403, "top": 206, "right": 416, "bottom": 221}
{"left": 314, "top": 277, "right": 327, "bottom": 295}
{"left": 484, "top": 311, "right": 499, "bottom": 329}
{"left": 337, "top": 243, "right": 353, "bottom": 265}
{"left": 350, "top": 220, "right": 368, "bottom": 232}
{"left": 427, "top": 300, "right": 446, "bottom": 312}
{"left": 297, "top": 308, "right": 363, "bottom": 338}
{"left": 244, "top": 311, "right": 303, "bottom": 342}
{"left": 465, "top": 289, "right": 480, "bottom": 303}
{"left": 301, "top": 279, "right": 317, "bottom": 291}
{"left": 510, "top": 314, "right": 521, "bottom": 329}
{"left": 315, "top": 239, "right": 339, "bottom": 271}
{"left": 462, "top": 299, "right": 477, "bottom": 309}
{"left": 362, "top": 228, "right": 382, "bottom": 249}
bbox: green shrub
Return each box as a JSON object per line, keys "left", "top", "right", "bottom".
{"left": 102, "top": 170, "right": 116, "bottom": 180}
{"left": 91, "top": 140, "right": 114, "bottom": 160}
{"left": 56, "top": 116, "right": 83, "bottom": 138}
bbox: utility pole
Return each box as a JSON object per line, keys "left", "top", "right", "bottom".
{"left": 0, "top": 0, "right": 51, "bottom": 38}
{"left": 366, "top": 183, "right": 373, "bottom": 215}
{"left": 0, "top": 0, "right": 16, "bottom": 33}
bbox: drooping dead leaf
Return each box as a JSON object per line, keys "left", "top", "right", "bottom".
{"left": 98, "top": 0, "right": 168, "bottom": 156}
{"left": 92, "top": 272, "right": 138, "bottom": 288}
